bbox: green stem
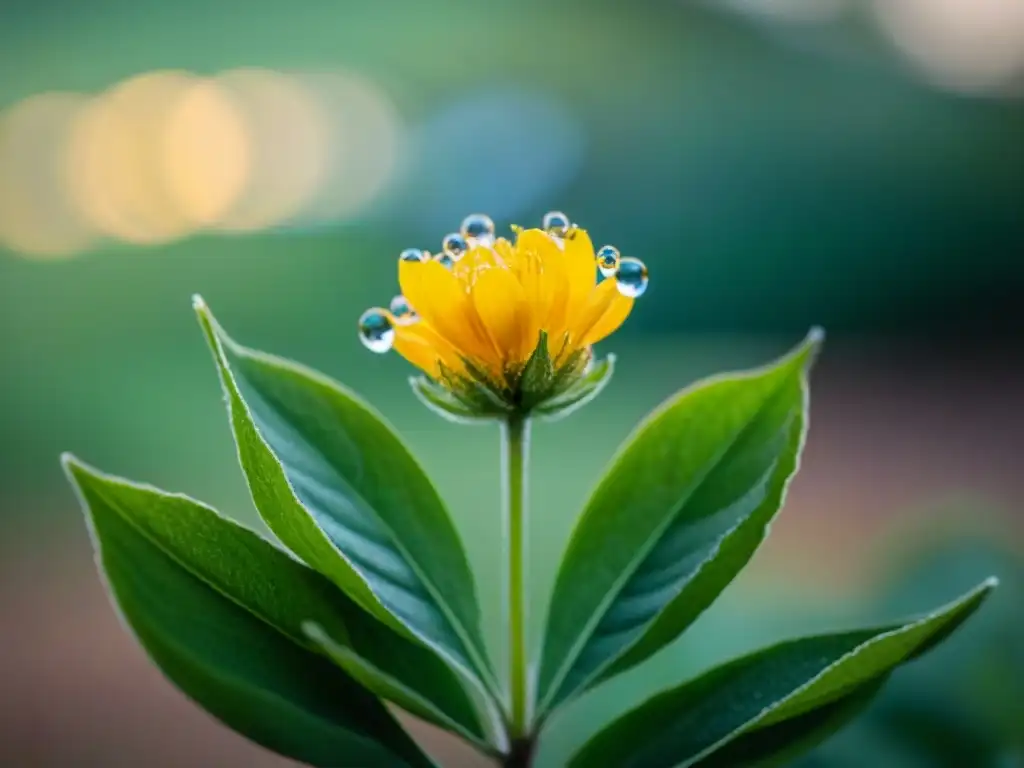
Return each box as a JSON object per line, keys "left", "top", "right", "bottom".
{"left": 503, "top": 416, "right": 530, "bottom": 740}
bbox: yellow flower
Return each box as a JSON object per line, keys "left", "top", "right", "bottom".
{"left": 359, "top": 212, "right": 648, "bottom": 418}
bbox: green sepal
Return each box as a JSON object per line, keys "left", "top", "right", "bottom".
{"left": 409, "top": 332, "right": 612, "bottom": 421}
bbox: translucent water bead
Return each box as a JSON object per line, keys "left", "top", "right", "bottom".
{"left": 442, "top": 232, "right": 468, "bottom": 262}
{"left": 389, "top": 294, "right": 416, "bottom": 322}
{"left": 596, "top": 245, "right": 620, "bottom": 278}
{"left": 542, "top": 210, "right": 571, "bottom": 238}
{"left": 357, "top": 308, "right": 394, "bottom": 353}
{"left": 399, "top": 248, "right": 429, "bottom": 263}
{"left": 615, "top": 257, "right": 649, "bottom": 298}
{"left": 460, "top": 213, "right": 495, "bottom": 247}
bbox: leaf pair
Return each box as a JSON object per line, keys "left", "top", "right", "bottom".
{"left": 65, "top": 297, "right": 503, "bottom": 766}
{"left": 528, "top": 328, "right": 996, "bottom": 764}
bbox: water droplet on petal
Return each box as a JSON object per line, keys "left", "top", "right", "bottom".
{"left": 442, "top": 232, "right": 468, "bottom": 262}
{"left": 615, "top": 257, "right": 649, "bottom": 298}
{"left": 389, "top": 294, "right": 416, "bottom": 321}
{"left": 435, "top": 252, "right": 454, "bottom": 269}
{"left": 543, "top": 210, "right": 571, "bottom": 237}
{"left": 358, "top": 308, "right": 395, "bottom": 353}
{"left": 460, "top": 213, "right": 495, "bottom": 246}
{"left": 596, "top": 245, "right": 620, "bottom": 278}
{"left": 400, "top": 247, "right": 429, "bottom": 263}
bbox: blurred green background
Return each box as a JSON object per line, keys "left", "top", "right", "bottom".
{"left": 1, "top": 0, "right": 1022, "bottom": 765}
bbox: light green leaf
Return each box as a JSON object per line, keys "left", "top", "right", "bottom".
{"left": 64, "top": 455, "right": 434, "bottom": 768}
{"left": 568, "top": 579, "right": 996, "bottom": 768}
{"left": 193, "top": 297, "right": 497, "bottom": 700}
{"left": 538, "top": 331, "right": 820, "bottom": 714}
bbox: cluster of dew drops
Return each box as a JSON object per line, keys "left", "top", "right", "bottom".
{"left": 358, "top": 211, "right": 649, "bottom": 353}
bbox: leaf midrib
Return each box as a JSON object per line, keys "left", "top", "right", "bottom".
{"left": 542, "top": 368, "right": 799, "bottom": 712}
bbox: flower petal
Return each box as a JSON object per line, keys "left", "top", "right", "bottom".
{"left": 472, "top": 267, "right": 537, "bottom": 368}
{"left": 515, "top": 228, "right": 570, "bottom": 336}
{"left": 392, "top": 321, "right": 465, "bottom": 378}
{"left": 568, "top": 278, "right": 619, "bottom": 346}
{"left": 399, "top": 258, "right": 495, "bottom": 363}
{"left": 582, "top": 290, "right": 634, "bottom": 346}
{"left": 563, "top": 227, "right": 598, "bottom": 322}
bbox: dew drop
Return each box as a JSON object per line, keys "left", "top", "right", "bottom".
{"left": 596, "top": 245, "right": 620, "bottom": 278}
{"left": 442, "top": 232, "right": 468, "bottom": 262}
{"left": 542, "top": 210, "right": 571, "bottom": 238}
{"left": 615, "top": 257, "right": 649, "bottom": 298}
{"left": 399, "top": 247, "right": 429, "bottom": 264}
{"left": 436, "top": 252, "right": 454, "bottom": 269}
{"left": 389, "top": 294, "right": 416, "bottom": 322}
{"left": 460, "top": 213, "right": 495, "bottom": 246}
{"left": 358, "top": 308, "right": 395, "bottom": 353}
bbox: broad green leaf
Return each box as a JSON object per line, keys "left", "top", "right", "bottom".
{"left": 538, "top": 331, "right": 820, "bottom": 714}
{"left": 64, "top": 455, "right": 433, "bottom": 768}
{"left": 305, "top": 623, "right": 493, "bottom": 754}
{"left": 689, "top": 677, "right": 887, "bottom": 768}
{"left": 193, "top": 297, "right": 496, "bottom": 697}
{"left": 568, "top": 580, "right": 995, "bottom": 768}
{"left": 62, "top": 455, "right": 486, "bottom": 746}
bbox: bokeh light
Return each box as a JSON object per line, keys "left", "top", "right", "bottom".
{"left": 67, "top": 70, "right": 200, "bottom": 245}
{"left": 212, "top": 68, "right": 328, "bottom": 233}
{"left": 163, "top": 78, "right": 250, "bottom": 228}
{"left": 0, "top": 68, "right": 403, "bottom": 258}
{"left": 286, "top": 70, "right": 403, "bottom": 229}
{"left": 874, "top": 0, "right": 1024, "bottom": 95}
{"left": 0, "top": 93, "right": 96, "bottom": 258}
{"left": 396, "top": 88, "right": 585, "bottom": 231}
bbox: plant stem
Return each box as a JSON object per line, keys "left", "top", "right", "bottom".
{"left": 503, "top": 416, "right": 530, "bottom": 740}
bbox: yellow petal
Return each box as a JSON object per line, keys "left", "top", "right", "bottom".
{"left": 515, "top": 228, "right": 570, "bottom": 335}
{"left": 568, "top": 278, "right": 619, "bottom": 347}
{"left": 392, "top": 320, "right": 466, "bottom": 379}
{"left": 399, "top": 258, "right": 494, "bottom": 362}
{"left": 582, "top": 290, "right": 634, "bottom": 346}
{"left": 563, "top": 227, "right": 598, "bottom": 322}
{"left": 472, "top": 267, "right": 537, "bottom": 369}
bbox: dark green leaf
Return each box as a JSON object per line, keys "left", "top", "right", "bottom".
{"left": 193, "top": 297, "right": 497, "bottom": 700}
{"left": 64, "top": 455, "right": 433, "bottom": 768}
{"left": 690, "top": 677, "right": 888, "bottom": 768}
{"left": 538, "top": 331, "right": 820, "bottom": 714}
{"left": 305, "top": 623, "right": 493, "bottom": 754}
{"left": 569, "top": 580, "right": 995, "bottom": 768}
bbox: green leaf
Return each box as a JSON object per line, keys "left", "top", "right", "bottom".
{"left": 688, "top": 677, "right": 887, "bottom": 768}
{"left": 61, "top": 455, "right": 485, "bottom": 746}
{"left": 538, "top": 331, "right": 820, "bottom": 714}
{"left": 63, "top": 455, "right": 434, "bottom": 768}
{"left": 193, "top": 297, "right": 497, "bottom": 700}
{"left": 305, "top": 623, "right": 493, "bottom": 754}
{"left": 568, "top": 580, "right": 996, "bottom": 768}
